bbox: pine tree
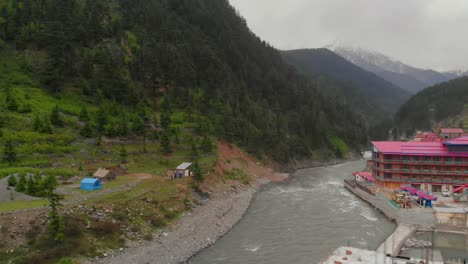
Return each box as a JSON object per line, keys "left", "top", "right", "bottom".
{"left": 79, "top": 106, "right": 90, "bottom": 122}
{"left": 192, "top": 161, "right": 203, "bottom": 182}
{"left": 119, "top": 115, "right": 129, "bottom": 136}
{"left": 3, "top": 139, "right": 17, "bottom": 165}
{"left": 16, "top": 174, "right": 26, "bottom": 192}
{"left": 80, "top": 121, "right": 94, "bottom": 138}
{"left": 200, "top": 135, "right": 213, "bottom": 154}
{"left": 33, "top": 115, "right": 42, "bottom": 132}
{"left": 7, "top": 175, "right": 17, "bottom": 187}
{"left": 0, "top": 115, "right": 5, "bottom": 128}
{"left": 120, "top": 145, "right": 128, "bottom": 162}
{"left": 41, "top": 118, "right": 53, "bottom": 134}
{"left": 160, "top": 132, "right": 172, "bottom": 154}
{"left": 6, "top": 96, "right": 18, "bottom": 112}
{"left": 20, "top": 102, "right": 32, "bottom": 113}
{"left": 96, "top": 107, "right": 108, "bottom": 133}
{"left": 44, "top": 174, "right": 64, "bottom": 243}
{"left": 132, "top": 116, "right": 145, "bottom": 135}
{"left": 160, "top": 111, "right": 171, "bottom": 130}
{"left": 50, "top": 105, "right": 64, "bottom": 127}
{"left": 190, "top": 138, "right": 199, "bottom": 160}
{"left": 104, "top": 121, "right": 117, "bottom": 137}
{"left": 26, "top": 176, "right": 39, "bottom": 196}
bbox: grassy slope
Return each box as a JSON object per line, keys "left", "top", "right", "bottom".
{"left": 0, "top": 50, "right": 249, "bottom": 264}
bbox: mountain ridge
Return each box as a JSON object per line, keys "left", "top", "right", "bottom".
{"left": 281, "top": 48, "right": 410, "bottom": 117}
{"left": 328, "top": 45, "right": 458, "bottom": 94}
{"left": 395, "top": 77, "right": 468, "bottom": 136}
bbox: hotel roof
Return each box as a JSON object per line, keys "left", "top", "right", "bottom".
{"left": 445, "top": 136, "right": 468, "bottom": 146}
{"left": 372, "top": 140, "right": 468, "bottom": 156}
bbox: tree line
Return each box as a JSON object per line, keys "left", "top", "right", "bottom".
{"left": 0, "top": 0, "right": 368, "bottom": 160}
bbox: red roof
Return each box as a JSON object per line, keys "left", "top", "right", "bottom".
{"left": 352, "top": 171, "right": 375, "bottom": 182}
{"left": 372, "top": 141, "right": 468, "bottom": 157}
{"left": 453, "top": 184, "right": 468, "bottom": 193}
{"left": 441, "top": 128, "right": 464, "bottom": 134}
{"left": 415, "top": 132, "right": 438, "bottom": 138}
{"left": 421, "top": 137, "right": 441, "bottom": 142}
{"left": 445, "top": 136, "right": 468, "bottom": 145}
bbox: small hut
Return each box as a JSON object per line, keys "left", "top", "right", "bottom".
{"left": 173, "top": 162, "right": 193, "bottom": 179}
{"left": 80, "top": 178, "right": 102, "bottom": 191}
{"left": 107, "top": 165, "right": 127, "bottom": 177}
{"left": 93, "top": 168, "right": 114, "bottom": 181}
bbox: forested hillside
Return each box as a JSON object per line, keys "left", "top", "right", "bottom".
{"left": 395, "top": 77, "right": 468, "bottom": 135}
{"left": 0, "top": 0, "right": 368, "bottom": 162}
{"left": 281, "top": 49, "right": 410, "bottom": 115}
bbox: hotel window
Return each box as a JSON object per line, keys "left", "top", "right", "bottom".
{"left": 456, "top": 157, "right": 462, "bottom": 163}
{"left": 384, "top": 173, "right": 392, "bottom": 179}
{"left": 413, "top": 156, "right": 419, "bottom": 161}
{"left": 403, "top": 156, "right": 409, "bottom": 161}
{"left": 434, "top": 157, "right": 440, "bottom": 162}
{"left": 446, "top": 157, "right": 452, "bottom": 162}
{"left": 385, "top": 164, "right": 392, "bottom": 169}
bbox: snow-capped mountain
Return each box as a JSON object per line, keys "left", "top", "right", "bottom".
{"left": 325, "top": 44, "right": 457, "bottom": 94}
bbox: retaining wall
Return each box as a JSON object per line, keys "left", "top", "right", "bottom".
{"left": 344, "top": 180, "right": 435, "bottom": 227}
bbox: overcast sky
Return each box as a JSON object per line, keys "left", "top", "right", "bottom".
{"left": 228, "top": 0, "right": 468, "bottom": 71}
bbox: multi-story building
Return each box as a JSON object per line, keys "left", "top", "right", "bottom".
{"left": 371, "top": 136, "right": 468, "bottom": 193}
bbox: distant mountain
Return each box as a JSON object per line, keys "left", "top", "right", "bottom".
{"left": 281, "top": 48, "right": 411, "bottom": 116}
{"left": 443, "top": 70, "right": 468, "bottom": 78}
{"left": 395, "top": 77, "right": 468, "bottom": 135}
{"left": 328, "top": 45, "right": 455, "bottom": 94}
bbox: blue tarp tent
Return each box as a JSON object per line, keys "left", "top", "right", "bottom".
{"left": 80, "top": 178, "right": 102, "bottom": 191}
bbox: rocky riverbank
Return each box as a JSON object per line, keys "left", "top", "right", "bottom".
{"left": 88, "top": 186, "right": 257, "bottom": 264}
{"left": 87, "top": 144, "right": 354, "bottom": 264}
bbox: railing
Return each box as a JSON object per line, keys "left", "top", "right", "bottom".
{"left": 374, "top": 158, "right": 468, "bottom": 166}
{"left": 374, "top": 175, "right": 467, "bottom": 184}
{"left": 373, "top": 166, "right": 468, "bottom": 176}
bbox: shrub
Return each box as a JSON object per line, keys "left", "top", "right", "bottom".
{"left": 143, "top": 233, "right": 153, "bottom": 241}
{"left": 7, "top": 175, "right": 17, "bottom": 187}
{"left": 91, "top": 221, "right": 120, "bottom": 235}
{"left": 149, "top": 216, "right": 167, "bottom": 228}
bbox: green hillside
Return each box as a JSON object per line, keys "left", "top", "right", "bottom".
{"left": 0, "top": 1, "right": 372, "bottom": 262}
{"left": 395, "top": 77, "right": 468, "bottom": 135}
{"left": 0, "top": 0, "right": 368, "bottom": 162}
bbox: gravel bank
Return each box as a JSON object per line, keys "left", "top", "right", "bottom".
{"left": 92, "top": 188, "right": 256, "bottom": 264}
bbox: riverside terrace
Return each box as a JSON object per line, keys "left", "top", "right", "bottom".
{"left": 371, "top": 136, "right": 468, "bottom": 192}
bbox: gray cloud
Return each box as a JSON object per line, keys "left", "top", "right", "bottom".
{"left": 228, "top": 0, "right": 468, "bottom": 71}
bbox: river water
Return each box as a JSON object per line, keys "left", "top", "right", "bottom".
{"left": 189, "top": 161, "right": 396, "bottom": 264}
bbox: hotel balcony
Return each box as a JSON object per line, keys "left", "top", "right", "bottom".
{"left": 374, "top": 175, "right": 468, "bottom": 184}
{"left": 373, "top": 166, "right": 468, "bottom": 176}
{"left": 373, "top": 158, "right": 468, "bottom": 166}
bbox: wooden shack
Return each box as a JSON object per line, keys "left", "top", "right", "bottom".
{"left": 173, "top": 162, "right": 193, "bottom": 179}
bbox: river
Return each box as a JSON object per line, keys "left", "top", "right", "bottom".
{"left": 189, "top": 161, "right": 397, "bottom": 264}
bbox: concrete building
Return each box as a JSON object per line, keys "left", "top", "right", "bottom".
{"left": 371, "top": 136, "right": 468, "bottom": 192}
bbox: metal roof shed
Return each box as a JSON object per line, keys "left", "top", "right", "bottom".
{"left": 80, "top": 178, "right": 102, "bottom": 191}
